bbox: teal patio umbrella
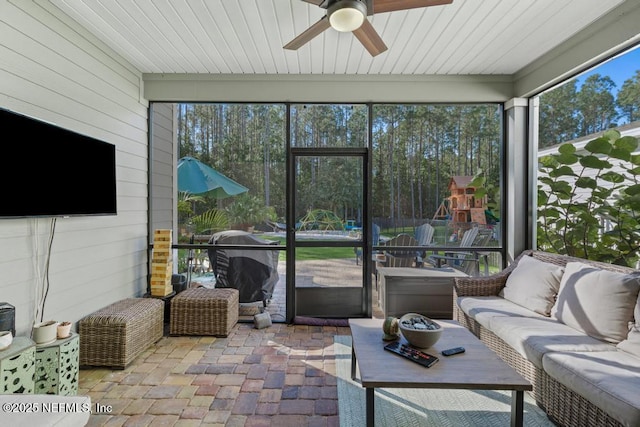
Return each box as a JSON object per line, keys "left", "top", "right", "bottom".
{"left": 177, "top": 157, "right": 248, "bottom": 198}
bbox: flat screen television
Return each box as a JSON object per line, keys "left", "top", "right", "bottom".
{"left": 0, "top": 107, "right": 117, "bottom": 218}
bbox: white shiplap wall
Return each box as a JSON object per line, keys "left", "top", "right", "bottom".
{"left": 0, "top": 0, "right": 149, "bottom": 335}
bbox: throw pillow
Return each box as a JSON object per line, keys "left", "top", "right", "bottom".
{"left": 499, "top": 255, "right": 564, "bottom": 316}
{"left": 617, "top": 294, "right": 640, "bottom": 357}
{"left": 551, "top": 262, "right": 640, "bottom": 343}
{"left": 618, "top": 326, "right": 640, "bottom": 356}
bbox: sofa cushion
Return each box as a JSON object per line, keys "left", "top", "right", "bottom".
{"left": 490, "top": 316, "right": 615, "bottom": 368}
{"left": 550, "top": 262, "right": 640, "bottom": 343}
{"left": 618, "top": 294, "right": 640, "bottom": 357}
{"left": 542, "top": 351, "right": 640, "bottom": 427}
{"left": 619, "top": 326, "right": 640, "bottom": 357}
{"left": 499, "top": 255, "right": 564, "bottom": 316}
{"left": 457, "top": 296, "right": 544, "bottom": 330}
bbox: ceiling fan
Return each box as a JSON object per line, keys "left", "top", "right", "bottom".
{"left": 284, "top": 0, "right": 453, "bottom": 57}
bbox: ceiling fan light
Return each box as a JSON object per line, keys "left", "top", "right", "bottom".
{"left": 328, "top": 1, "right": 367, "bottom": 32}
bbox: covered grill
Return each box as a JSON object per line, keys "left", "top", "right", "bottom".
{"left": 207, "top": 230, "right": 279, "bottom": 306}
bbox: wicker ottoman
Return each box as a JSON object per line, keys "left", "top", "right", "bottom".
{"left": 169, "top": 287, "right": 239, "bottom": 337}
{"left": 78, "top": 298, "right": 164, "bottom": 369}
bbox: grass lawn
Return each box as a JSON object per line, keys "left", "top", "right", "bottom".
{"left": 266, "top": 236, "right": 355, "bottom": 261}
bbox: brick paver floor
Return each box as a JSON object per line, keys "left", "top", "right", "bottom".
{"left": 81, "top": 256, "right": 389, "bottom": 426}
{"left": 81, "top": 322, "right": 352, "bottom": 427}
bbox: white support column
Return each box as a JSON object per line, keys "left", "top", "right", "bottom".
{"left": 504, "top": 98, "right": 531, "bottom": 263}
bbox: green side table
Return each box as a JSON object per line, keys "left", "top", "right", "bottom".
{"left": 35, "top": 332, "right": 79, "bottom": 395}
{"left": 0, "top": 337, "right": 35, "bottom": 394}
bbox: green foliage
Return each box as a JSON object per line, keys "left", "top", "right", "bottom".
{"left": 617, "top": 70, "right": 640, "bottom": 123}
{"left": 576, "top": 74, "right": 617, "bottom": 136}
{"left": 537, "top": 130, "right": 640, "bottom": 267}
{"left": 470, "top": 169, "right": 500, "bottom": 211}
{"left": 177, "top": 103, "right": 502, "bottom": 224}
{"left": 225, "top": 193, "right": 277, "bottom": 229}
{"left": 177, "top": 191, "right": 204, "bottom": 223}
{"left": 539, "top": 69, "right": 640, "bottom": 148}
{"left": 190, "top": 208, "right": 229, "bottom": 234}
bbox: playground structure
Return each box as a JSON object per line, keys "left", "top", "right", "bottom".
{"left": 433, "top": 176, "right": 488, "bottom": 224}
{"left": 297, "top": 209, "right": 345, "bottom": 231}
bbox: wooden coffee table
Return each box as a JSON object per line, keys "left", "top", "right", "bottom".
{"left": 348, "top": 318, "right": 532, "bottom": 427}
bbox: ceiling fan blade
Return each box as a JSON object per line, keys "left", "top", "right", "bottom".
{"left": 373, "top": 0, "right": 453, "bottom": 14}
{"left": 284, "top": 16, "right": 331, "bottom": 50}
{"left": 353, "top": 20, "right": 388, "bottom": 57}
{"left": 301, "top": 0, "right": 325, "bottom": 5}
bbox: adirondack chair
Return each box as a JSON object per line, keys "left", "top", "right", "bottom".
{"left": 414, "top": 223, "right": 435, "bottom": 264}
{"left": 414, "top": 223, "right": 435, "bottom": 247}
{"left": 458, "top": 225, "right": 480, "bottom": 247}
{"left": 381, "top": 233, "right": 420, "bottom": 267}
{"left": 428, "top": 226, "right": 491, "bottom": 275}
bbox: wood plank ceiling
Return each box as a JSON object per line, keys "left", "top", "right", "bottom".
{"left": 51, "top": 0, "right": 626, "bottom": 76}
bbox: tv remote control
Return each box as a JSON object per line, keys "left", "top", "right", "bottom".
{"left": 441, "top": 347, "right": 465, "bottom": 356}
{"left": 384, "top": 341, "right": 439, "bottom": 368}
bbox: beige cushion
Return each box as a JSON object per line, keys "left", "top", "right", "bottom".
{"left": 618, "top": 326, "right": 640, "bottom": 356}
{"left": 618, "top": 294, "right": 640, "bottom": 356}
{"left": 551, "top": 262, "right": 640, "bottom": 343}
{"left": 457, "top": 296, "right": 544, "bottom": 330}
{"left": 490, "top": 316, "right": 615, "bottom": 368}
{"left": 542, "top": 351, "right": 640, "bottom": 427}
{"left": 499, "top": 255, "right": 564, "bottom": 316}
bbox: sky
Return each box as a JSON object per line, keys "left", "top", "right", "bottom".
{"left": 577, "top": 45, "right": 640, "bottom": 95}
{"left": 572, "top": 45, "right": 640, "bottom": 125}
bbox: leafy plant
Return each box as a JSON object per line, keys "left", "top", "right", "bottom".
{"left": 190, "top": 208, "right": 229, "bottom": 234}
{"left": 469, "top": 169, "right": 499, "bottom": 210}
{"left": 537, "top": 129, "right": 640, "bottom": 266}
{"left": 225, "top": 194, "right": 277, "bottom": 229}
{"left": 178, "top": 191, "right": 204, "bottom": 223}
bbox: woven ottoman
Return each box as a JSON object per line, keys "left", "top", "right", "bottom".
{"left": 169, "top": 287, "right": 239, "bottom": 337}
{"left": 78, "top": 298, "right": 164, "bottom": 369}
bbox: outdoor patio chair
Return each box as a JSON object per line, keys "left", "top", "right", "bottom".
{"left": 428, "top": 226, "right": 492, "bottom": 275}
{"left": 414, "top": 223, "right": 435, "bottom": 264}
{"left": 381, "top": 233, "right": 420, "bottom": 267}
{"left": 414, "top": 223, "right": 435, "bottom": 247}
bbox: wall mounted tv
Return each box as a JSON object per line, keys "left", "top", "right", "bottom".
{"left": 0, "top": 108, "right": 117, "bottom": 218}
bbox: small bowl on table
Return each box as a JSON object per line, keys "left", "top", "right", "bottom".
{"left": 399, "top": 313, "right": 442, "bottom": 349}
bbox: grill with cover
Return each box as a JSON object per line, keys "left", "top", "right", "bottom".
{"left": 207, "top": 230, "right": 279, "bottom": 307}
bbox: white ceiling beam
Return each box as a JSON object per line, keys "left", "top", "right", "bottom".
{"left": 142, "top": 73, "right": 513, "bottom": 103}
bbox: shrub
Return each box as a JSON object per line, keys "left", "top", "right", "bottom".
{"left": 537, "top": 129, "right": 640, "bottom": 266}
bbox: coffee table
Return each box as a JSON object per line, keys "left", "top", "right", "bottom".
{"left": 348, "top": 318, "right": 532, "bottom": 427}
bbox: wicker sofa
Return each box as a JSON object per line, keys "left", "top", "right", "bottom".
{"left": 453, "top": 250, "right": 640, "bottom": 427}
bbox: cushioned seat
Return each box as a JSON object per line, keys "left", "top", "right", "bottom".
{"left": 489, "top": 315, "right": 616, "bottom": 368}
{"left": 543, "top": 351, "right": 640, "bottom": 427}
{"left": 457, "top": 295, "right": 544, "bottom": 329}
{"left": 454, "top": 250, "right": 640, "bottom": 427}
